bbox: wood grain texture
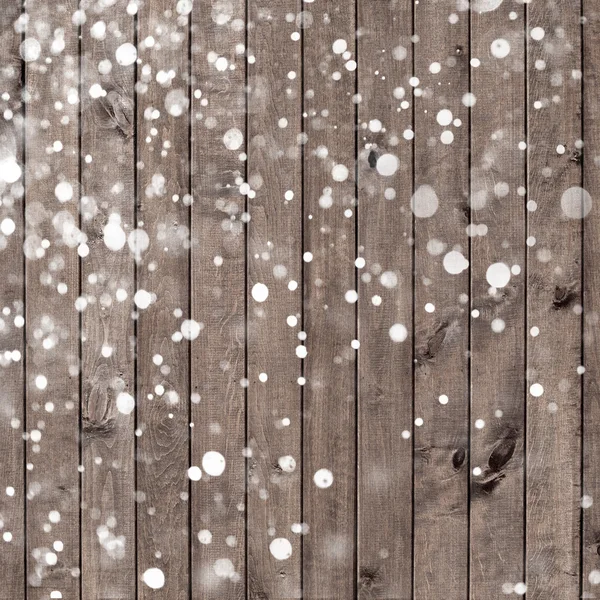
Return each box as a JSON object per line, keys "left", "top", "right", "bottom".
{"left": 246, "top": 0, "right": 303, "bottom": 597}
{"left": 413, "top": 1, "right": 470, "bottom": 598}
{"left": 526, "top": 1, "right": 582, "bottom": 598}
{"left": 302, "top": 0, "right": 357, "bottom": 597}
{"left": 80, "top": 0, "right": 136, "bottom": 598}
{"left": 469, "top": 2, "right": 526, "bottom": 598}
{"left": 24, "top": 0, "right": 81, "bottom": 597}
{"left": 135, "top": 1, "right": 190, "bottom": 598}
{"left": 583, "top": 3, "right": 600, "bottom": 597}
{"left": 356, "top": 0, "right": 413, "bottom": 597}
{"left": 3, "top": 0, "right": 600, "bottom": 598}
{"left": 190, "top": 0, "right": 246, "bottom": 598}
{"left": 0, "top": 2, "right": 25, "bottom": 597}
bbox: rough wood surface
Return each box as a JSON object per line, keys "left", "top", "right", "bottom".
{"left": 80, "top": 2, "right": 136, "bottom": 598}
{"left": 0, "top": 2, "right": 25, "bottom": 597}
{"left": 24, "top": 1, "right": 81, "bottom": 597}
{"left": 2, "top": 0, "right": 599, "bottom": 598}
{"left": 246, "top": 0, "right": 303, "bottom": 597}
{"left": 412, "top": 1, "right": 470, "bottom": 598}
{"left": 135, "top": 1, "right": 190, "bottom": 598}
{"left": 469, "top": 2, "right": 526, "bottom": 598}
{"left": 301, "top": 0, "right": 357, "bottom": 597}
{"left": 356, "top": 0, "right": 413, "bottom": 597}
{"left": 526, "top": 1, "right": 582, "bottom": 599}
{"left": 583, "top": 3, "right": 600, "bottom": 597}
{"left": 190, "top": 0, "right": 246, "bottom": 598}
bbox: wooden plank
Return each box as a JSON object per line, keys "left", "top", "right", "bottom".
{"left": 526, "top": 1, "right": 582, "bottom": 598}
{"left": 79, "top": 1, "right": 135, "bottom": 598}
{"left": 24, "top": 0, "right": 80, "bottom": 597}
{"left": 355, "top": 0, "right": 413, "bottom": 597}
{"left": 583, "top": 4, "right": 600, "bottom": 596}
{"left": 0, "top": 1, "right": 25, "bottom": 596}
{"left": 412, "top": 1, "right": 470, "bottom": 598}
{"left": 469, "top": 2, "right": 526, "bottom": 597}
{"left": 302, "top": 0, "right": 356, "bottom": 596}
{"left": 135, "top": 1, "right": 190, "bottom": 597}
{"left": 245, "top": 0, "right": 302, "bottom": 598}
{"left": 190, "top": 0, "right": 246, "bottom": 597}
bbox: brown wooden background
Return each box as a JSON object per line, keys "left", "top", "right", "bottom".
{"left": 1, "top": 0, "right": 600, "bottom": 598}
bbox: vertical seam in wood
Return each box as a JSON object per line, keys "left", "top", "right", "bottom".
{"left": 77, "top": 6, "right": 83, "bottom": 597}
{"left": 21, "top": 0, "right": 27, "bottom": 594}
{"left": 467, "top": 5, "right": 472, "bottom": 600}
{"left": 353, "top": 0, "right": 359, "bottom": 596}
{"left": 410, "top": 0, "right": 416, "bottom": 596}
{"left": 579, "top": 1, "right": 585, "bottom": 595}
{"left": 524, "top": 1, "right": 529, "bottom": 592}
{"left": 133, "top": 6, "right": 139, "bottom": 598}
{"left": 299, "top": 43, "right": 305, "bottom": 600}
{"left": 244, "top": 0, "right": 249, "bottom": 594}
{"left": 187, "top": 6, "right": 193, "bottom": 599}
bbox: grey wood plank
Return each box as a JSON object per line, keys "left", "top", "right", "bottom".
{"left": 246, "top": 0, "right": 303, "bottom": 597}
{"left": 302, "top": 0, "right": 357, "bottom": 596}
{"left": 583, "top": 4, "right": 600, "bottom": 596}
{"left": 80, "top": 1, "right": 136, "bottom": 597}
{"left": 135, "top": 1, "right": 190, "bottom": 597}
{"left": 469, "top": 2, "right": 526, "bottom": 598}
{"left": 413, "top": 1, "right": 470, "bottom": 598}
{"left": 0, "top": 2, "right": 25, "bottom": 597}
{"left": 526, "top": 1, "right": 582, "bottom": 598}
{"left": 190, "top": 0, "right": 246, "bottom": 597}
{"left": 24, "top": 0, "right": 80, "bottom": 597}
{"left": 356, "top": 0, "right": 413, "bottom": 597}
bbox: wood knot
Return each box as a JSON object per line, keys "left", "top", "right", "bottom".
{"left": 553, "top": 283, "right": 578, "bottom": 310}
{"left": 416, "top": 321, "right": 449, "bottom": 364}
{"left": 367, "top": 149, "right": 378, "bottom": 169}
{"left": 359, "top": 565, "right": 381, "bottom": 590}
{"left": 488, "top": 437, "right": 516, "bottom": 472}
{"left": 82, "top": 415, "right": 117, "bottom": 438}
{"left": 452, "top": 447, "right": 466, "bottom": 471}
{"left": 94, "top": 88, "right": 134, "bottom": 138}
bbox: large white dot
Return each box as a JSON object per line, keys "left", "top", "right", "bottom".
{"left": 443, "top": 251, "right": 469, "bottom": 275}
{"left": 411, "top": 185, "right": 439, "bottom": 218}
{"left": 389, "top": 323, "right": 408, "bottom": 343}
{"left": 471, "top": 0, "right": 503, "bottom": 13}
{"left": 491, "top": 38, "right": 511, "bottom": 59}
{"left": 561, "top": 186, "right": 592, "bottom": 219}
{"left": 0, "top": 159, "right": 22, "bottom": 183}
{"left": 20, "top": 38, "right": 41, "bottom": 62}
{"left": 187, "top": 466, "right": 202, "bottom": 481}
{"left": 116, "top": 43, "right": 137, "bottom": 66}
{"left": 530, "top": 383, "right": 544, "bottom": 397}
{"left": 269, "top": 538, "right": 292, "bottom": 560}
{"left": 142, "top": 568, "right": 165, "bottom": 590}
{"left": 134, "top": 290, "right": 152, "bottom": 309}
{"left": 181, "top": 319, "right": 201, "bottom": 340}
{"left": 278, "top": 455, "right": 296, "bottom": 473}
{"left": 198, "top": 529, "right": 212, "bottom": 544}
{"left": 223, "top": 128, "right": 243, "bottom": 150}
{"left": 103, "top": 215, "right": 126, "bottom": 251}
{"left": 313, "top": 468, "right": 333, "bottom": 488}
{"left": 1, "top": 218, "right": 16, "bottom": 236}
{"left": 116, "top": 392, "right": 135, "bottom": 415}
{"left": 376, "top": 153, "right": 399, "bottom": 177}
{"left": 55, "top": 181, "right": 73, "bottom": 203}
{"left": 486, "top": 262, "right": 511, "bottom": 288}
{"left": 331, "top": 164, "right": 349, "bottom": 182}
{"left": 202, "top": 451, "right": 226, "bottom": 476}
{"left": 35, "top": 375, "right": 47, "bottom": 390}
{"left": 436, "top": 109, "right": 453, "bottom": 127}
{"left": 252, "top": 283, "right": 269, "bottom": 303}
